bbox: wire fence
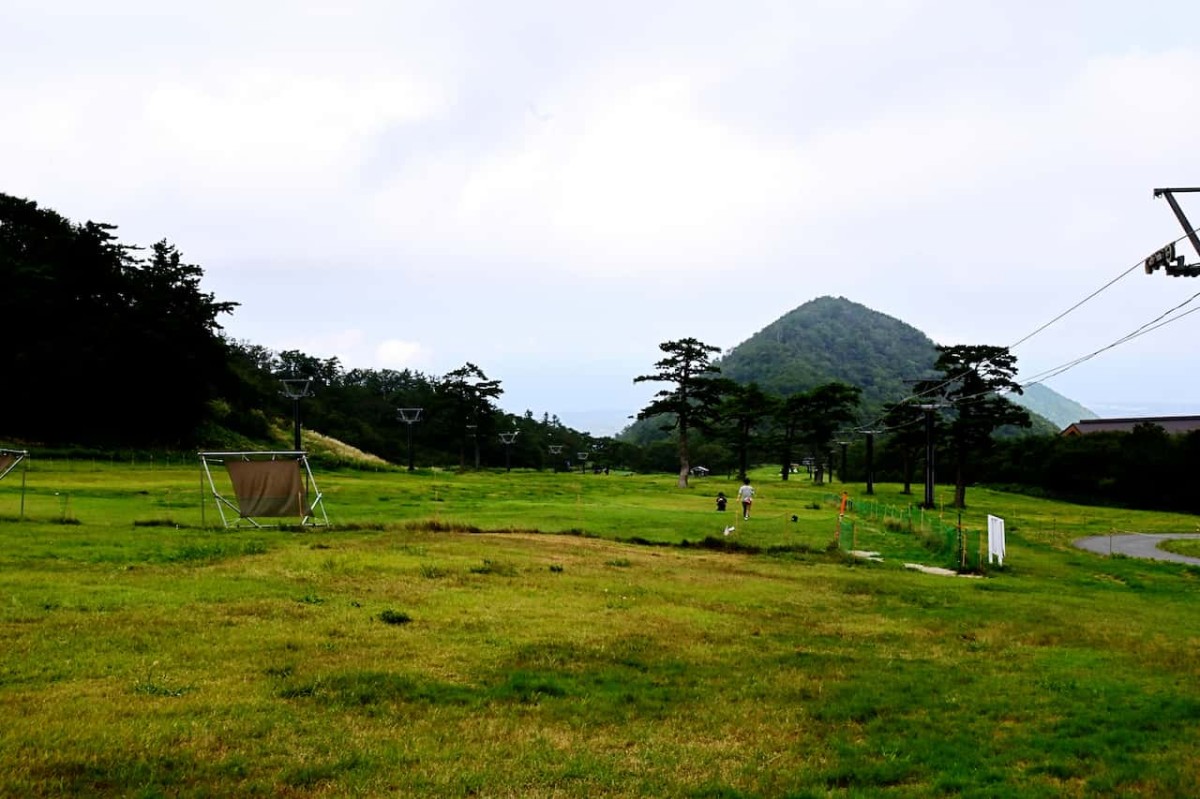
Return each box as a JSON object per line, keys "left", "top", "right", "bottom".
{"left": 826, "top": 493, "right": 992, "bottom": 572}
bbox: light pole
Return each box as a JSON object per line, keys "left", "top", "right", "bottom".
{"left": 397, "top": 408, "right": 423, "bottom": 472}
{"left": 280, "top": 377, "right": 312, "bottom": 451}
{"left": 499, "top": 431, "right": 519, "bottom": 472}
{"left": 548, "top": 444, "right": 564, "bottom": 473}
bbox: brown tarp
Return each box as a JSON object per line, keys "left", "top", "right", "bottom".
{"left": 0, "top": 455, "right": 14, "bottom": 478}
{"left": 226, "top": 460, "right": 307, "bottom": 518}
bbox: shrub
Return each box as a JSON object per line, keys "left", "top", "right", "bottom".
{"left": 378, "top": 609, "right": 412, "bottom": 625}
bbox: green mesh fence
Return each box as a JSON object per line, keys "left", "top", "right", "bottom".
{"left": 826, "top": 493, "right": 988, "bottom": 571}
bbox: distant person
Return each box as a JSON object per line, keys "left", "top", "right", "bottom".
{"left": 737, "top": 478, "right": 755, "bottom": 520}
{"left": 716, "top": 491, "right": 727, "bottom": 512}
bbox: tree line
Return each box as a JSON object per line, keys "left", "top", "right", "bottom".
{"left": 0, "top": 192, "right": 1033, "bottom": 501}
{"left": 630, "top": 337, "right": 1032, "bottom": 509}
{"left": 0, "top": 193, "right": 603, "bottom": 465}
{"left": 6, "top": 192, "right": 1192, "bottom": 515}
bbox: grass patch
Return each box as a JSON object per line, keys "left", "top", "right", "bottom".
{"left": 468, "top": 558, "right": 517, "bottom": 576}
{"left": 4, "top": 464, "right": 1200, "bottom": 796}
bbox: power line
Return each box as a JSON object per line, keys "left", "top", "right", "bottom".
{"left": 1006, "top": 263, "right": 1141, "bottom": 350}
{"left": 854, "top": 221, "right": 1200, "bottom": 434}
{"left": 862, "top": 276, "right": 1200, "bottom": 426}
{"left": 1008, "top": 226, "right": 1199, "bottom": 351}
{"left": 1019, "top": 295, "right": 1200, "bottom": 387}
{"left": 939, "top": 292, "right": 1200, "bottom": 407}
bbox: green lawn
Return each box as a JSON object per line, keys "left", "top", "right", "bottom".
{"left": 1, "top": 461, "right": 1199, "bottom": 797}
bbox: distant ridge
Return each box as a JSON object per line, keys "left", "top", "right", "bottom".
{"left": 1015, "top": 384, "right": 1098, "bottom": 429}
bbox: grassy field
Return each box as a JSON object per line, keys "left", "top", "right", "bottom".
{"left": 2, "top": 460, "right": 1199, "bottom": 797}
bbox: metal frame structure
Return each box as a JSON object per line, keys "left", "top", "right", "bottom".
{"left": 397, "top": 408, "right": 423, "bottom": 472}
{"left": 499, "top": 430, "right": 519, "bottom": 472}
{"left": 199, "top": 450, "right": 328, "bottom": 529}
{"left": 1146, "top": 188, "right": 1200, "bottom": 276}
{"left": 280, "top": 377, "right": 313, "bottom": 451}
{"left": 0, "top": 449, "right": 29, "bottom": 520}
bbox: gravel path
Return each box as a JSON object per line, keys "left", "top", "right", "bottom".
{"left": 1073, "top": 533, "right": 1200, "bottom": 565}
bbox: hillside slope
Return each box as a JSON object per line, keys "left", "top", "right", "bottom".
{"left": 1012, "top": 383, "right": 1097, "bottom": 429}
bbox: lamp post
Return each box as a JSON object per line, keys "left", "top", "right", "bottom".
{"left": 499, "top": 431, "right": 519, "bottom": 472}
{"left": 397, "top": 408, "right": 423, "bottom": 472}
{"left": 280, "top": 377, "right": 312, "bottom": 451}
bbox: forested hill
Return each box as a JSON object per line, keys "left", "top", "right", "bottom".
{"left": 717, "top": 296, "right": 1092, "bottom": 429}
{"left": 718, "top": 296, "right": 938, "bottom": 411}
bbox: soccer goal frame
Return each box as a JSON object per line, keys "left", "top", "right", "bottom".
{"left": 0, "top": 449, "right": 29, "bottom": 520}
{"left": 199, "top": 451, "right": 329, "bottom": 529}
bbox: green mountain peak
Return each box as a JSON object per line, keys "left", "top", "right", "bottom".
{"left": 718, "top": 295, "right": 1092, "bottom": 430}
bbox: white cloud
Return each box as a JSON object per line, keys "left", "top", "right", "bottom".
{"left": 375, "top": 339, "right": 426, "bottom": 369}
{"left": 9, "top": 1, "right": 1200, "bottom": 422}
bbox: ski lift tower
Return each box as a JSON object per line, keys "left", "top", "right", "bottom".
{"left": 499, "top": 430, "right": 519, "bottom": 472}
{"left": 916, "top": 403, "right": 941, "bottom": 509}
{"left": 396, "top": 408, "right": 423, "bottom": 472}
{"left": 280, "top": 377, "right": 313, "bottom": 452}
{"left": 548, "top": 444, "right": 564, "bottom": 472}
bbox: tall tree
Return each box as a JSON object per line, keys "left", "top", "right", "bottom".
{"left": 634, "top": 338, "right": 726, "bottom": 487}
{"left": 879, "top": 402, "right": 930, "bottom": 495}
{"left": 436, "top": 363, "right": 503, "bottom": 469}
{"left": 717, "top": 382, "right": 776, "bottom": 481}
{"left": 795, "top": 382, "right": 862, "bottom": 485}
{"left": 121, "top": 241, "right": 238, "bottom": 443}
{"left": 919, "top": 345, "right": 1030, "bottom": 508}
{"left": 773, "top": 393, "right": 806, "bottom": 482}
{"left": 0, "top": 194, "right": 236, "bottom": 445}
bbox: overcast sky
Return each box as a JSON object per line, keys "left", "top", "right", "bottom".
{"left": 6, "top": 1, "right": 1200, "bottom": 434}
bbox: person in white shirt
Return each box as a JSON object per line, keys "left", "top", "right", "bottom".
{"left": 737, "top": 478, "right": 755, "bottom": 520}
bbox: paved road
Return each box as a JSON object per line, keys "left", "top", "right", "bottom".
{"left": 1073, "top": 533, "right": 1200, "bottom": 565}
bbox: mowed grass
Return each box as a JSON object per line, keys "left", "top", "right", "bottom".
{"left": 2, "top": 461, "right": 1200, "bottom": 797}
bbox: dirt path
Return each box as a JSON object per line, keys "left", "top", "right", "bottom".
{"left": 1073, "top": 533, "right": 1200, "bottom": 565}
